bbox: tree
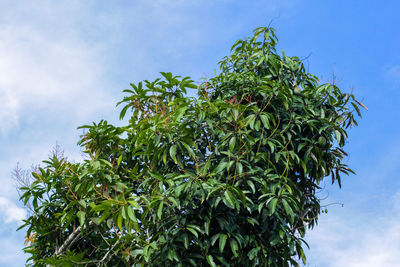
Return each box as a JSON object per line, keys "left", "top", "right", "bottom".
{"left": 18, "top": 26, "right": 365, "bottom": 266}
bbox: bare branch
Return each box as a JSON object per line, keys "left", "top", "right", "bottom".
{"left": 96, "top": 239, "right": 120, "bottom": 267}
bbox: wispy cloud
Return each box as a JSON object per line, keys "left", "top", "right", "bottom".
{"left": 306, "top": 192, "right": 400, "bottom": 267}
{"left": 0, "top": 15, "right": 113, "bottom": 133}
{"left": 305, "top": 139, "right": 400, "bottom": 267}
{"left": 0, "top": 197, "right": 26, "bottom": 224}
{"left": 0, "top": 229, "right": 27, "bottom": 267}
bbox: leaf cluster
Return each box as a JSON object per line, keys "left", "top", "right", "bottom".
{"left": 18, "top": 27, "right": 364, "bottom": 266}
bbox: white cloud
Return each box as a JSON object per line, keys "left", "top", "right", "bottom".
{"left": 0, "top": 239, "right": 26, "bottom": 267}
{"left": 0, "top": 197, "right": 26, "bottom": 224}
{"left": 0, "top": 89, "right": 19, "bottom": 132}
{"left": 0, "top": 227, "right": 27, "bottom": 267}
{"left": 306, "top": 192, "right": 400, "bottom": 267}
{"left": 0, "top": 23, "right": 113, "bottom": 133}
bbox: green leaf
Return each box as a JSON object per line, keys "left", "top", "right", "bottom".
{"left": 334, "top": 130, "right": 341, "bottom": 144}
{"left": 260, "top": 114, "right": 270, "bottom": 129}
{"left": 77, "top": 211, "right": 85, "bottom": 226}
{"left": 299, "top": 244, "right": 306, "bottom": 264}
{"left": 162, "top": 149, "right": 167, "bottom": 164}
{"left": 298, "top": 142, "right": 307, "bottom": 152}
{"left": 186, "top": 226, "right": 198, "bottom": 238}
{"left": 92, "top": 160, "right": 100, "bottom": 170}
{"left": 170, "top": 144, "right": 177, "bottom": 163}
{"left": 117, "top": 155, "right": 123, "bottom": 166}
{"left": 127, "top": 206, "right": 140, "bottom": 231}
{"left": 270, "top": 235, "right": 280, "bottom": 246}
{"left": 236, "top": 162, "right": 243, "bottom": 175}
{"left": 167, "top": 196, "right": 179, "bottom": 208}
{"left": 247, "top": 180, "right": 255, "bottom": 193}
{"left": 351, "top": 102, "right": 362, "bottom": 117}
{"left": 201, "top": 159, "right": 211, "bottom": 176}
{"left": 223, "top": 189, "right": 236, "bottom": 209}
{"left": 219, "top": 234, "right": 228, "bottom": 253}
{"left": 174, "top": 106, "right": 188, "bottom": 121}
{"left": 117, "top": 212, "right": 123, "bottom": 231}
{"left": 267, "top": 141, "right": 275, "bottom": 153}
{"left": 204, "top": 219, "right": 210, "bottom": 236}
{"left": 318, "top": 136, "right": 326, "bottom": 146}
{"left": 269, "top": 198, "right": 278, "bottom": 215}
{"left": 157, "top": 201, "right": 163, "bottom": 219}
{"left": 181, "top": 141, "right": 196, "bottom": 159}
{"left": 119, "top": 105, "right": 129, "bottom": 120}
{"left": 211, "top": 234, "right": 220, "bottom": 246}
{"left": 78, "top": 200, "right": 86, "bottom": 208}
{"left": 229, "top": 239, "right": 239, "bottom": 257}
{"left": 301, "top": 160, "right": 307, "bottom": 173}
{"left": 187, "top": 224, "right": 202, "bottom": 232}
{"left": 282, "top": 199, "right": 294, "bottom": 223}
{"left": 128, "top": 199, "right": 140, "bottom": 210}
{"left": 213, "top": 161, "right": 228, "bottom": 174}
{"left": 247, "top": 247, "right": 260, "bottom": 260}
{"left": 232, "top": 109, "right": 239, "bottom": 120}
{"left": 206, "top": 255, "right": 216, "bottom": 267}
{"left": 121, "top": 206, "right": 127, "bottom": 219}
{"left": 247, "top": 217, "right": 259, "bottom": 226}
{"left": 126, "top": 205, "right": 134, "bottom": 219}
{"left": 229, "top": 136, "right": 236, "bottom": 152}
{"left": 149, "top": 171, "right": 164, "bottom": 180}
{"left": 131, "top": 249, "right": 143, "bottom": 258}
{"left": 183, "top": 233, "right": 189, "bottom": 249}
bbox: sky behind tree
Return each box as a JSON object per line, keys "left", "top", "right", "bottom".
{"left": 0, "top": 1, "right": 399, "bottom": 266}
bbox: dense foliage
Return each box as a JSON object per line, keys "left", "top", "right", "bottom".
{"left": 18, "top": 27, "right": 364, "bottom": 266}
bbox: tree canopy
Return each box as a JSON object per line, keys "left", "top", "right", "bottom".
{"left": 18, "top": 26, "right": 364, "bottom": 266}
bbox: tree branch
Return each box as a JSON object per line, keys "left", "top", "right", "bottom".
{"left": 96, "top": 239, "right": 120, "bottom": 267}
{"left": 56, "top": 221, "right": 93, "bottom": 256}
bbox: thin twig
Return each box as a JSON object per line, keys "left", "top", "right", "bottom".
{"left": 96, "top": 239, "right": 120, "bottom": 267}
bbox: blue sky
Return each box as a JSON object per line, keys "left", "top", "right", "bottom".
{"left": 0, "top": 1, "right": 399, "bottom": 266}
